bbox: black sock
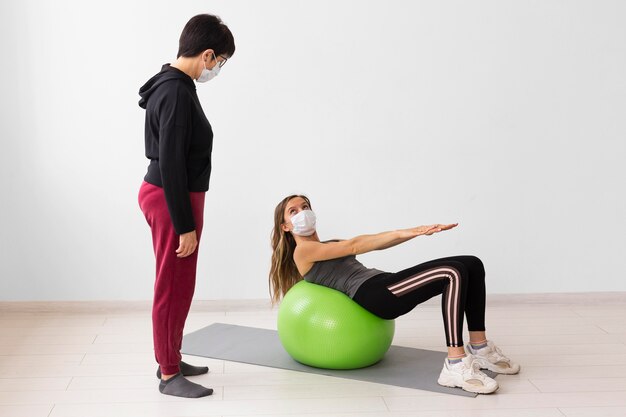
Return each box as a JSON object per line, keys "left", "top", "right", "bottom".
{"left": 158, "top": 373, "right": 213, "bottom": 398}
{"left": 156, "top": 361, "right": 209, "bottom": 379}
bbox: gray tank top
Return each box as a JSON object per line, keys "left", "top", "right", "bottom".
{"left": 303, "top": 254, "right": 385, "bottom": 298}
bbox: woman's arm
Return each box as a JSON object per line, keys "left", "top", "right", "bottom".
{"left": 158, "top": 87, "right": 195, "bottom": 235}
{"left": 295, "top": 223, "right": 457, "bottom": 264}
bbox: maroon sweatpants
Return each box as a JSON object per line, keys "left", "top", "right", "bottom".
{"left": 138, "top": 181, "right": 206, "bottom": 375}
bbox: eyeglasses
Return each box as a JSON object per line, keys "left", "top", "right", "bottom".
{"left": 214, "top": 53, "right": 228, "bottom": 68}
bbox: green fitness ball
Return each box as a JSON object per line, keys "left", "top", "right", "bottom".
{"left": 277, "top": 280, "right": 395, "bottom": 369}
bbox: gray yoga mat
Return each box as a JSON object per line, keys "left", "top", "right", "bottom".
{"left": 182, "top": 323, "right": 496, "bottom": 397}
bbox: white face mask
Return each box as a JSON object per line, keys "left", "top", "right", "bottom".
{"left": 290, "top": 210, "right": 317, "bottom": 236}
{"left": 196, "top": 53, "right": 221, "bottom": 83}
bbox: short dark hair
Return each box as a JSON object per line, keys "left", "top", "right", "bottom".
{"left": 177, "top": 14, "right": 235, "bottom": 59}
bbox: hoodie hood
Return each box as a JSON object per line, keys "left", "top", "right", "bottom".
{"left": 138, "top": 64, "right": 195, "bottom": 109}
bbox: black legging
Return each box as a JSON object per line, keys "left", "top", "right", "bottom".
{"left": 352, "top": 255, "right": 486, "bottom": 347}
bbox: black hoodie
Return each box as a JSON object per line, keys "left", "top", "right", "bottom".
{"left": 139, "top": 64, "right": 213, "bottom": 235}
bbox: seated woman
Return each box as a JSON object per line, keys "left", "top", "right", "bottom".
{"left": 269, "top": 195, "right": 520, "bottom": 394}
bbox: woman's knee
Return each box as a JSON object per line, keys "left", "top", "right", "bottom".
{"left": 459, "top": 256, "right": 485, "bottom": 276}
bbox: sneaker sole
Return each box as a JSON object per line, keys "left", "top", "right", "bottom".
{"left": 477, "top": 362, "right": 521, "bottom": 375}
{"left": 437, "top": 375, "right": 499, "bottom": 394}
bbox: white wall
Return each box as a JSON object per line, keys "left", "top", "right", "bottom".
{"left": 1, "top": 0, "right": 625, "bottom": 301}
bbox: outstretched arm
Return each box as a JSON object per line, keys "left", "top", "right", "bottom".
{"left": 295, "top": 223, "right": 458, "bottom": 264}
{"left": 375, "top": 223, "right": 457, "bottom": 250}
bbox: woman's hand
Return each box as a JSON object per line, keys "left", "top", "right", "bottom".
{"left": 425, "top": 223, "right": 458, "bottom": 235}
{"left": 400, "top": 223, "right": 458, "bottom": 238}
{"left": 176, "top": 230, "right": 198, "bottom": 258}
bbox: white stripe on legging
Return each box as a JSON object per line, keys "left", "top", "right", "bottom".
{"left": 387, "top": 267, "right": 461, "bottom": 347}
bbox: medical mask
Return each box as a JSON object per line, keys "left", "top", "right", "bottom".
{"left": 196, "top": 53, "right": 221, "bottom": 83}
{"left": 290, "top": 210, "right": 316, "bottom": 236}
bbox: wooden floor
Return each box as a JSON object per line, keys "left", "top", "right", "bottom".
{"left": 1, "top": 293, "right": 626, "bottom": 417}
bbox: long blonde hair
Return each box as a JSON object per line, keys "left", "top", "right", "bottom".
{"left": 269, "top": 194, "right": 312, "bottom": 304}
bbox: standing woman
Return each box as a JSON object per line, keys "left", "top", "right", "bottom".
{"left": 138, "top": 14, "right": 235, "bottom": 398}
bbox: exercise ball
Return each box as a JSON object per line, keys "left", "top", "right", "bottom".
{"left": 277, "top": 280, "right": 395, "bottom": 369}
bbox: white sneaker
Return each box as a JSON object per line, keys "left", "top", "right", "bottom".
{"left": 467, "top": 341, "right": 521, "bottom": 375}
{"left": 437, "top": 354, "right": 499, "bottom": 394}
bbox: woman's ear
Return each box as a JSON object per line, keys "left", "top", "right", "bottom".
{"left": 203, "top": 49, "right": 215, "bottom": 62}
{"left": 281, "top": 222, "right": 290, "bottom": 233}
